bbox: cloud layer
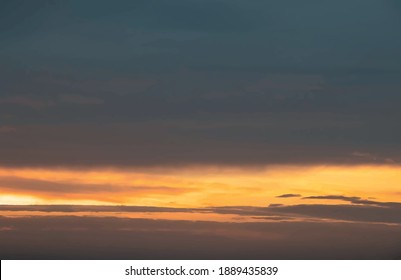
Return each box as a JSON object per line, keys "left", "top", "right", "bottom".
{"left": 2, "top": 192, "right": 400, "bottom": 259}
{"left": 0, "top": 0, "right": 400, "bottom": 167}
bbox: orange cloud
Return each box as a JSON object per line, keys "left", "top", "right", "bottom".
{"left": 0, "top": 165, "right": 400, "bottom": 207}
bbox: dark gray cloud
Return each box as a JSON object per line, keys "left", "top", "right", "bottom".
{"left": 0, "top": 120, "right": 400, "bottom": 167}
{"left": 1, "top": 215, "right": 400, "bottom": 259}
{"left": 1, "top": 200, "right": 400, "bottom": 259}
{"left": 212, "top": 201, "right": 401, "bottom": 224}
{"left": 277, "top": 194, "right": 302, "bottom": 198}
{"left": 266, "top": 204, "right": 401, "bottom": 224}
{"left": 0, "top": 0, "right": 400, "bottom": 167}
{"left": 303, "top": 195, "right": 383, "bottom": 206}
{"left": 2, "top": 0, "right": 400, "bottom": 70}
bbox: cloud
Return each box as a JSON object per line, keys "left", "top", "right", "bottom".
{"left": 0, "top": 204, "right": 197, "bottom": 213}
{"left": 266, "top": 203, "right": 401, "bottom": 224}
{"left": 1, "top": 200, "right": 400, "bottom": 260}
{"left": 302, "top": 195, "right": 382, "bottom": 206}
{"left": 0, "top": 0, "right": 400, "bottom": 168}
{"left": 208, "top": 200, "right": 401, "bottom": 224}
{"left": 0, "top": 126, "right": 16, "bottom": 133}
{"left": 267, "top": 204, "right": 284, "bottom": 207}
{"left": 3, "top": 201, "right": 401, "bottom": 225}
{"left": 0, "top": 176, "right": 189, "bottom": 198}
{"left": 0, "top": 215, "right": 400, "bottom": 259}
{"left": 0, "top": 68, "right": 400, "bottom": 167}
{"left": 58, "top": 94, "right": 104, "bottom": 105}
{"left": 0, "top": 121, "right": 401, "bottom": 167}
{"left": 276, "top": 194, "right": 301, "bottom": 198}
{"left": 352, "top": 152, "right": 396, "bottom": 164}
{"left": 352, "top": 152, "right": 377, "bottom": 160}
{"left": 0, "top": 96, "right": 54, "bottom": 110}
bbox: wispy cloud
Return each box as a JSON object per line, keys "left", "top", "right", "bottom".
{"left": 2, "top": 198, "right": 401, "bottom": 224}
{"left": 0, "top": 126, "right": 17, "bottom": 133}
{"left": 276, "top": 193, "right": 301, "bottom": 198}
{"left": 0, "top": 96, "right": 54, "bottom": 110}
{"left": 302, "top": 195, "right": 382, "bottom": 205}
{"left": 0, "top": 176, "right": 193, "bottom": 204}
{"left": 58, "top": 94, "right": 104, "bottom": 105}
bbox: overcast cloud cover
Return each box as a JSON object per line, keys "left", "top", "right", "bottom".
{"left": 1, "top": 1, "right": 401, "bottom": 260}
{"left": 1, "top": 0, "right": 401, "bottom": 167}
{"left": 1, "top": 198, "right": 401, "bottom": 259}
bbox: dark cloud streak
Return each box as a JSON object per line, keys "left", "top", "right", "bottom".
{"left": 277, "top": 194, "right": 302, "bottom": 198}
{"left": 303, "top": 195, "right": 383, "bottom": 206}
{"left": 2, "top": 201, "right": 401, "bottom": 224}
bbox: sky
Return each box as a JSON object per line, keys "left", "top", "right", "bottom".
{"left": 1, "top": 0, "right": 401, "bottom": 259}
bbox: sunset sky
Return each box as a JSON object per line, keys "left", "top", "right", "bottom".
{"left": 1, "top": 0, "right": 401, "bottom": 259}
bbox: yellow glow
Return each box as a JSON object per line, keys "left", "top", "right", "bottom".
{"left": 0, "top": 194, "right": 43, "bottom": 205}
{"left": 0, "top": 193, "right": 116, "bottom": 206}
{"left": 0, "top": 165, "right": 400, "bottom": 207}
{"left": 0, "top": 210, "right": 265, "bottom": 223}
